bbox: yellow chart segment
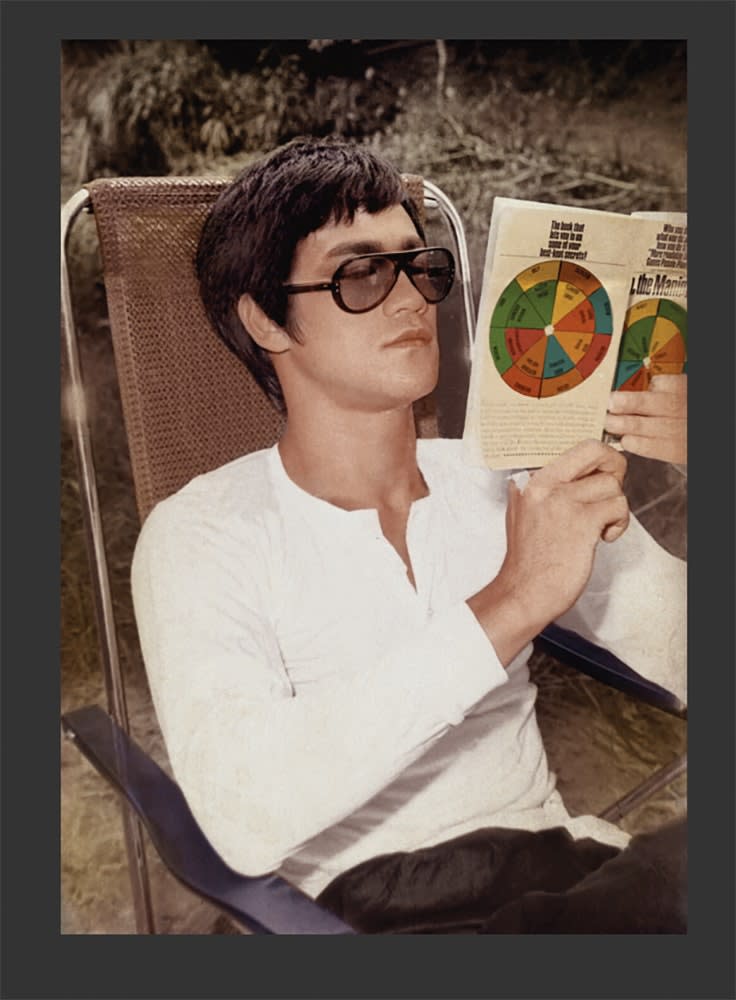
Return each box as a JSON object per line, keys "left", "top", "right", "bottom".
{"left": 649, "top": 317, "right": 682, "bottom": 357}
{"left": 551, "top": 282, "right": 587, "bottom": 325}
{"left": 515, "top": 260, "right": 560, "bottom": 291}
{"left": 627, "top": 297, "right": 659, "bottom": 322}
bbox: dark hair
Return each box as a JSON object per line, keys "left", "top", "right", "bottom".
{"left": 195, "top": 137, "right": 425, "bottom": 411}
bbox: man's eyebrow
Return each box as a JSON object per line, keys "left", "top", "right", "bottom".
{"left": 324, "top": 236, "right": 424, "bottom": 259}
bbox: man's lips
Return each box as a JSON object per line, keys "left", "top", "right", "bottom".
{"left": 384, "top": 329, "right": 434, "bottom": 348}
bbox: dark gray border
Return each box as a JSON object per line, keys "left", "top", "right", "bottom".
{"left": 2, "top": 1, "right": 734, "bottom": 998}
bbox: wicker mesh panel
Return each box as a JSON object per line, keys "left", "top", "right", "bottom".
{"left": 88, "top": 173, "right": 435, "bottom": 523}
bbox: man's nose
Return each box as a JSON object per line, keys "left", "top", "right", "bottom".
{"left": 385, "top": 266, "right": 427, "bottom": 312}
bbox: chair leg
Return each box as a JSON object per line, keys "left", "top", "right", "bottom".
{"left": 599, "top": 752, "right": 687, "bottom": 824}
{"left": 120, "top": 803, "right": 157, "bottom": 933}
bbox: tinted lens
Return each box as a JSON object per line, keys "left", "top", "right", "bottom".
{"left": 406, "top": 248, "right": 454, "bottom": 303}
{"left": 337, "top": 256, "right": 396, "bottom": 312}
{"left": 334, "top": 248, "right": 455, "bottom": 313}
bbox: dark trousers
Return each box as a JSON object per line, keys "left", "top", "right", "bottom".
{"left": 317, "top": 817, "right": 687, "bottom": 933}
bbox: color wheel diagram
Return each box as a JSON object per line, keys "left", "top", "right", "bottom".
{"left": 614, "top": 298, "right": 687, "bottom": 391}
{"left": 489, "top": 261, "right": 613, "bottom": 398}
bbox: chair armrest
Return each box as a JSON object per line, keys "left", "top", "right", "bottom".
{"left": 61, "top": 705, "right": 355, "bottom": 934}
{"left": 536, "top": 623, "right": 687, "bottom": 719}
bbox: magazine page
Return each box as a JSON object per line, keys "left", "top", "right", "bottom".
{"left": 463, "top": 197, "right": 638, "bottom": 470}
{"left": 611, "top": 211, "right": 687, "bottom": 393}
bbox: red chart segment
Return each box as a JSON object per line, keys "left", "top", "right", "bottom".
{"left": 489, "top": 262, "right": 614, "bottom": 398}
{"left": 614, "top": 298, "right": 688, "bottom": 390}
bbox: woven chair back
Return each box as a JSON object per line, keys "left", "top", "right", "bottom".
{"left": 87, "top": 173, "right": 435, "bottom": 523}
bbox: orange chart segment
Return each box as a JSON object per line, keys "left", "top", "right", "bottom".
{"left": 502, "top": 368, "right": 541, "bottom": 397}
{"left": 489, "top": 262, "right": 614, "bottom": 399}
{"left": 558, "top": 262, "right": 601, "bottom": 297}
{"left": 553, "top": 298, "right": 597, "bottom": 334}
{"left": 554, "top": 330, "right": 594, "bottom": 366}
{"left": 516, "top": 336, "right": 548, "bottom": 379}
{"left": 540, "top": 368, "right": 584, "bottom": 398}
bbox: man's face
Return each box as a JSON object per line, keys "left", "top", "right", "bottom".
{"left": 278, "top": 204, "right": 440, "bottom": 415}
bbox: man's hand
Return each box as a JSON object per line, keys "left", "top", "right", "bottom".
{"left": 468, "top": 440, "right": 629, "bottom": 665}
{"left": 604, "top": 374, "right": 687, "bottom": 465}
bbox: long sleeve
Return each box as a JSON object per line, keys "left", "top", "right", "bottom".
{"left": 556, "top": 513, "right": 687, "bottom": 706}
{"left": 131, "top": 499, "right": 508, "bottom": 877}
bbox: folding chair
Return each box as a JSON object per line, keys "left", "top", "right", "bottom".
{"left": 60, "top": 173, "right": 686, "bottom": 934}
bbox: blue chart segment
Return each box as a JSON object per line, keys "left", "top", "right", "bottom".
{"left": 489, "top": 261, "right": 614, "bottom": 398}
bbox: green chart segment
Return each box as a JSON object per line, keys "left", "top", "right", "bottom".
{"left": 614, "top": 298, "right": 688, "bottom": 391}
{"left": 489, "top": 261, "right": 614, "bottom": 398}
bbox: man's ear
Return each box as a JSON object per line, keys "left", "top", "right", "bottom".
{"left": 237, "top": 294, "right": 292, "bottom": 354}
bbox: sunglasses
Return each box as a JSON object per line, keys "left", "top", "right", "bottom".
{"left": 283, "top": 246, "right": 456, "bottom": 314}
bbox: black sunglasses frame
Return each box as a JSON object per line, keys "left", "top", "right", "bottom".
{"left": 283, "top": 246, "right": 456, "bottom": 314}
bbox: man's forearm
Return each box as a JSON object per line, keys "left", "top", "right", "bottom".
{"left": 467, "top": 578, "right": 547, "bottom": 667}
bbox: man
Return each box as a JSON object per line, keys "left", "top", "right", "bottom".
{"left": 131, "top": 137, "right": 687, "bottom": 933}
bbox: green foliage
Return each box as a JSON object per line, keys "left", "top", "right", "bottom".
{"left": 62, "top": 41, "right": 315, "bottom": 179}
{"left": 62, "top": 40, "right": 403, "bottom": 185}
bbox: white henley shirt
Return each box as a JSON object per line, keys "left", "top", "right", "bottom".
{"left": 131, "top": 438, "right": 687, "bottom": 899}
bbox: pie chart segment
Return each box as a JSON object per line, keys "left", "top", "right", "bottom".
{"left": 615, "top": 365, "right": 651, "bottom": 391}
{"left": 615, "top": 360, "right": 644, "bottom": 389}
{"left": 490, "top": 262, "right": 615, "bottom": 398}
{"left": 648, "top": 317, "right": 681, "bottom": 357}
{"left": 658, "top": 298, "right": 688, "bottom": 339}
{"left": 576, "top": 333, "right": 613, "bottom": 379}
{"left": 516, "top": 336, "right": 548, "bottom": 379}
{"left": 627, "top": 298, "right": 658, "bottom": 323}
{"left": 502, "top": 368, "right": 541, "bottom": 397}
{"left": 619, "top": 316, "right": 655, "bottom": 360}
{"left": 552, "top": 282, "right": 587, "bottom": 325}
{"left": 523, "top": 280, "right": 557, "bottom": 327}
{"left": 554, "top": 299, "right": 597, "bottom": 334}
{"left": 489, "top": 280, "right": 527, "bottom": 329}
{"left": 507, "top": 290, "right": 551, "bottom": 330}
{"left": 543, "top": 336, "right": 576, "bottom": 378}
{"left": 540, "top": 368, "right": 584, "bottom": 398}
{"left": 515, "top": 260, "right": 560, "bottom": 290}
{"left": 559, "top": 262, "right": 601, "bottom": 297}
{"left": 554, "top": 330, "right": 594, "bottom": 366}
{"left": 489, "top": 326, "right": 514, "bottom": 373}
{"left": 506, "top": 327, "right": 546, "bottom": 362}
{"left": 614, "top": 298, "right": 687, "bottom": 391}
{"left": 588, "top": 287, "right": 614, "bottom": 334}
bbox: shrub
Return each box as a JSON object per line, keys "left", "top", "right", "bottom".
{"left": 62, "top": 40, "right": 313, "bottom": 179}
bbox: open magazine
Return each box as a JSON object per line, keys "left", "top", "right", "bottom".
{"left": 462, "top": 198, "right": 687, "bottom": 470}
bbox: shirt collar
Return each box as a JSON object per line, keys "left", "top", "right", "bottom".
{"left": 267, "top": 442, "right": 435, "bottom": 532}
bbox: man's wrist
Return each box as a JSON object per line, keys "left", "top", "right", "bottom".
{"left": 466, "top": 576, "right": 548, "bottom": 667}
